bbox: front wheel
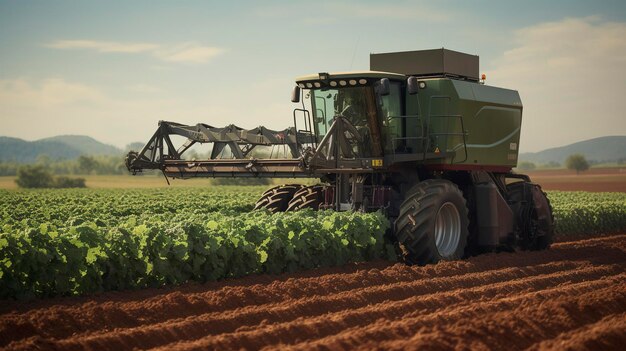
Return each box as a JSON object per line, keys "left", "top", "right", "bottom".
{"left": 394, "top": 179, "right": 469, "bottom": 265}
{"left": 253, "top": 184, "right": 303, "bottom": 212}
{"left": 286, "top": 185, "right": 324, "bottom": 211}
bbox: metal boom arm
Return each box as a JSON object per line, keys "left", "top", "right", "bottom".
{"left": 125, "top": 121, "right": 315, "bottom": 178}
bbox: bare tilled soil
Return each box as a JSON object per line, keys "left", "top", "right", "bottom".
{"left": 525, "top": 167, "right": 626, "bottom": 192}
{"left": 1, "top": 234, "right": 625, "bottom": 351}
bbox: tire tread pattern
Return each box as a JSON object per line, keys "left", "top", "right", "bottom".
{"left": 394, "top": 179, "right": 469, "bottom": 265}
{"left": 286, "top": 185, "right": 324, "bottom": 211}
{"left": 254, "top": 184, "right": 304, "bottom": 212}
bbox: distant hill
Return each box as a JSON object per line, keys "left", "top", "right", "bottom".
{"left": 520, "top": 136, "right": 626, "bottom": 165}
{"left": 0, "top": 135, "right": 123, "bottom": 163}
{"left": 40, "top": 135, "right": 122, "bottom": 156}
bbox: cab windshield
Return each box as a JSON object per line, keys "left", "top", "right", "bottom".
{"left": 309, "top": 86, "right": 375, "bottom": 158}
{"left": 310, "top": 86, "right": 370, "bottom": 138}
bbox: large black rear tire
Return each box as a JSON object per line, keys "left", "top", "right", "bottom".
{"left": 254, "top": 184, "right": 303, "bottom": 213}
{"left": 394, "top": 179, "right": 469, "bottom": 265}
{"left": 507, "top": 181, "right": 555, "bottom": 250}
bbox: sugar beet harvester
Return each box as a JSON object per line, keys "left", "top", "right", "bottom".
{"left": 126, "top": 49, "right": 554, "bottom": 265}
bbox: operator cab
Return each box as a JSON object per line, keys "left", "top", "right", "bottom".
{"left": 293, "top": 71, "right": 413, "bottom": 162}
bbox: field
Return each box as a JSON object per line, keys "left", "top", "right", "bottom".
{"left": 0, "top": 175, "right": 215, "bottom": 190}
{"left": 1, "top": 166, "right": 625, "bottom": 192}
{"left": 1, "top": 186, "right": 626, "bottom": 349}
{"left": 525, "top": 167, "right": 626, "bottom": 192}
{"left": 0, "top": 234, "right": 624, "bottom": 350}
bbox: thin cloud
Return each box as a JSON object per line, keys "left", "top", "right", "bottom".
{"left": 46, "top": 39, "right": 225, "bottom": 64}
{"left": 155, "top": 42, "right": 226, "bottom": 64}
{"left": 46, "top": 40, "right": 159, "bottom": 53}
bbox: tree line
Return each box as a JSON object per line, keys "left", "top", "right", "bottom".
{"left": 517, "top": 153, "right": 618, "bottom": 174}
{"left": 5, "top": 153, "right": 271, "bottom": 188}
{"left": 0, "top": 155, "right": 127, "bottom": 176}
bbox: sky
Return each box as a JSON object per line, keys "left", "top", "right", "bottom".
{"left": 1, "top": 0, "right": 625, "bottom": 152}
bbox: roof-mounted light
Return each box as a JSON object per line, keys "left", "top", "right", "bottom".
{"left": 318, "top": 72, "right": 330, "bottom": 82}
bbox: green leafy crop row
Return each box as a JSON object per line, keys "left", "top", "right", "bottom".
{"left": 0, "top": 187, "right": 264, "bottom": 226}
{"left": 547, "top": 191, "right": 626, "bottom": 235}
{"left": 0, "top": 187, "right": 624, "bottom": 299}
{"left": 0, "top": 210, "right": 391, "bottom": 299}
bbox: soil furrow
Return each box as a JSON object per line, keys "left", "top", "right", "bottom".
{"left": 526, "top": 312, "right": 626, "bottom": 351}
{"left": 281, "top": 278, "right": 626, "bottom": 351}
{"left": 147, "top": 271, "right": 624, "bottom": 351}
{"left": 38, "top": 262, "right": 613, "bottom": 351}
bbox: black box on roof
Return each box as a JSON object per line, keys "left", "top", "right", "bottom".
{"left": 370, "top": 48, "right": 479, "bottom": 81}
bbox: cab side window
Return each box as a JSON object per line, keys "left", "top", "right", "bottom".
{"left": 379, "top": 82, "right": 403, "bottom": 152}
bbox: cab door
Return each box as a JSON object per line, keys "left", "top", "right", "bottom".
{"left": 377, "top": 82, "right": 404, "bottom": 153}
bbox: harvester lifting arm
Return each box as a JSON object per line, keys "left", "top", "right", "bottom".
{"left": 125, "top": 121, "right": 315, "bottom": 178}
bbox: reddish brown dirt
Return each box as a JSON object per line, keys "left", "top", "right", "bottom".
{"left": 525, "top": 167, "right": 626, "bottom": 192}
{"left": 1, "top": 235, "right": 625, "bottom": 351}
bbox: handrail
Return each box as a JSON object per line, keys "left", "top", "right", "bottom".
{"left": 292, "top": 108, "right": 314, "bottom": 151}
{"left": 385, "top": 114, "right": 427, "bottom": 162}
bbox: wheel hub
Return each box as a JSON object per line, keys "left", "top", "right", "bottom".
{"left": 434, "top": 202, "right": 461, "bottom": 259}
